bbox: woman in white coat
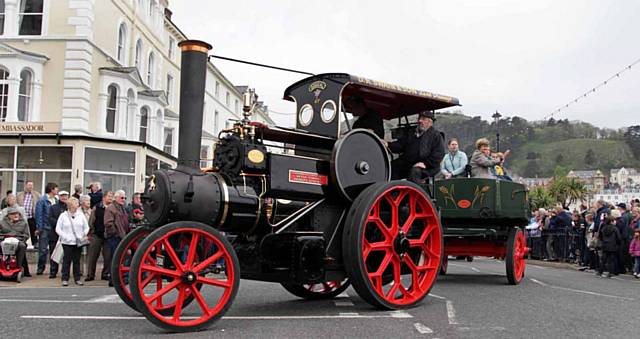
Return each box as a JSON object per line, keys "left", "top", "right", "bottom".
{"left": 55, "top": 197, "right": 89, "bottom": 286}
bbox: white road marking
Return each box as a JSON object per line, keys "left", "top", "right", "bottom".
{"left": 530, "top": 278, "right": 548, "bottom": 287}
{"left": 22, "top": 313, "right": 414, "bottom": 320}
{"left": 528, "top": 264, "right": 547, "bottom": 270}
{"left": 413, "top": 322, "right": 433, "bottom": 334}
{"left": 87, "top": 294, "right": 122, "bottom": 303}
{"left": 458, "top": 326, "right": 505, "bottom": 332}
{"left": 337, "top": 292, "right": 349, "bottom": 298}
{"left": 0, "top": 296, "right": 123, "bottom": 304}
{"left": 529, "top": 278, "right": 634, "bottom": 301}
{"left": 448, "top": 263, "right": 480, "bottom": 273}
{"left": 389, "top": 310, "right": 413, "bottom": 318}
{"left": 470, "top": 267, "right": 480, "bottom": 273}
{"left": 428, "top": 293, "right": 446, "bottom": 300}
{"left": 446, "top": 300, "right": 458, "bottom": 325}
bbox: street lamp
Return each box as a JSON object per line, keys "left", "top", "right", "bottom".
{"left": 492, "top": 110, "right": 502, "bottom": 152}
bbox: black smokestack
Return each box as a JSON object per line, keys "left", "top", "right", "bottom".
{"left": 177, "top": 40, "right": 212, "bottom": 169}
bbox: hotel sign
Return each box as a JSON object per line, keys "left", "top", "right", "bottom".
{"left": 0, "top": 122, "right": 61, "bottom": 134}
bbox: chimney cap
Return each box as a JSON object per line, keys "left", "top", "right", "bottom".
{"left": 178, "top": 40, "right": 212, "bottom": 53}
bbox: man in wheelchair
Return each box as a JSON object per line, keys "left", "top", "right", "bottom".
{"left": 0, "top": 207, "right": 30, "bottom": 270}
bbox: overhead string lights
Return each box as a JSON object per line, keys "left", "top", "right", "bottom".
{"left": 543, "top": 56, "right": 640, "bottom": 120}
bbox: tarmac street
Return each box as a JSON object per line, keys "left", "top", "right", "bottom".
{"left": 0, "top": 258, "right": 638, "bottom": 338}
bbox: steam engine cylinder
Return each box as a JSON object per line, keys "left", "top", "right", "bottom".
{"left": 144, "top": 168, "right": 260, "bottom": 233}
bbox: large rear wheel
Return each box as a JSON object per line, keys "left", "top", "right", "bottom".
{"left": 506, "top": 227, "right": 527, "bottom": 285}
{"left": 342, "top": 181, "right": 442, "bottom": 309}
{"left": 130, "top": 222, "right": 239, "bottom": 332}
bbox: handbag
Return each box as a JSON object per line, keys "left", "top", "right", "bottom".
{"left": 51, "top": 240, "right": 63, "bottom": 264}
{"left": 67, "top": 212, "right": 90, "bottom": 247}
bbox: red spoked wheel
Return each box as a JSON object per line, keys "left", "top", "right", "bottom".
{"left": 342, "top": 180, "right": 442, "bottom": 309}
{"left": 111, "top": 226, "right": 199, "bottom": 315}
{"left": 281, "top": 279, "right": 350, "bottom": 300}
{"left": 129, "top": 222, "right": 239, "bottom": 332}
{"left": 506, "top": 227, "right": 527, "bottom": 285}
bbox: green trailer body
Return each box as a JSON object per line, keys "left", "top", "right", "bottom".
{"left": 434, "top": 178, "right": 530, "bottom": 235}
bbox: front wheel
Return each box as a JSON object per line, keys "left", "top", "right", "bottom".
{"left": 130, "top": 222, "right": 240, "bottom": 332}
{"left": 281, "top": 279, "right": 350, "bottom": 300}
{"left": 342, "top": 181, "right": 442, "bottom": 309}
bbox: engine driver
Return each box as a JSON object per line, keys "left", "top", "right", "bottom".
{"left": 386, "top": 110, "right": 445, "bottom": 183}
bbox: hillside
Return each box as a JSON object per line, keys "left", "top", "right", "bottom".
{"left": 433, "top": 112, "right": 639, "bottom": 177}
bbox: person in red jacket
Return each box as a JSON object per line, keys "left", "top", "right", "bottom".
{"left": 629, "top": 229, "right": 640, "bottom": 278}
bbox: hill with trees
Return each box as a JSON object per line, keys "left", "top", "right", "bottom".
{"left": 402, "top": 112, "right": 639, "bottom": 177}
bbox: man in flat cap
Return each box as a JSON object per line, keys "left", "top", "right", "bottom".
{"left": 388, "top": 111, "right": 445, "bottom": 183}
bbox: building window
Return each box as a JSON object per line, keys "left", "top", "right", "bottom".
{"left": 163, "top": 128, "right": 173, "bottom": 154}
{"left": 168, "top": 36, "right": 175, "bottom": 59}
{"left": 215, "top": 82, "right": 219, "bottom": 98}
{"left": 84, "top": 147, "right": 135, "bottom": 198}
{"left": 19, "top": 0, "right": 44, "bottom": 35}
{"left": 135, "top": 39, "right": 143, "bottom": 73}
{"left": 106, "top": 85, "right": 117, "bottom": 133}
{"left": 214, "top": 110, "right": 219, "bottom": 134}
{"left": 200, "top": 145, "right": 209, "bottom": 168}
{"left": 17, "top": 69, "right": 32, "bottom": 122}
{"left": 147, "top": 52, "right": 155, "bottom": 85}
{"left": 139, "top": 106, "right": 149, "bottom": 142}
{"left": 235, "top": 99, "right": 239, "bottom": 114}
{"left": 0, "top": 1, "right": 5, "bottom": 35}
{"left": 0, "top": 67, "right": 8, "bottom": 122}
{"left": 117, "top": 23, "right": 127, "bottom": 63}
{"left": 166, "top": 74, "right": 173, "bottom": 105}
{"left": 225, "top": 92, "right": 230, "bottom": 107}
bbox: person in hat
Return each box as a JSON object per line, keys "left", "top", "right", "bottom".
{"left": 0, "top": 207, "right": 29, "bottom": 270}
{"left": 387, "top": 110, "right": 445, "bottom": 183}
{"left": 46, "top": 190, "right": 69, "bottom": 278}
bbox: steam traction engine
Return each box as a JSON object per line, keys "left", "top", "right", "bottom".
{"left": 114, "top": 40, "right": 458, "bottom": 332}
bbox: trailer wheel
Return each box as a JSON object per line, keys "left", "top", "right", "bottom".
{"left": 506, "top": 227, "right": 527, "bottom": 285}
{"left": 281, "top": 279, "right": 350, "bottom": 300}
{"left": 466, "top": 256, "right": 474, "bottom": 262}
{"left": 343, "top": 180, "right": 442, "bottom": 309}
{"left": 130, "top": 222, "right": 239, "bottom": 332}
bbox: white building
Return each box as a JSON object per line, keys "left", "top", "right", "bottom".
{"left": 0, "top": 0, "right": 273, "bottom": 197}
{"left": 592, "top": 189, "right": 640, "bottom": 205}
{"left": 609, "top": 167, "right": 640, "bottom": 188}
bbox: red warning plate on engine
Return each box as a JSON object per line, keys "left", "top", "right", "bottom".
{"left": 288, "top": 170, "right": 328, "bottom": 186}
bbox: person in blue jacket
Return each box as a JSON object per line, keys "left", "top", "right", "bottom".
{"left": 35, "top": 182, "right": 58, "bottom": 275}
{"left": 440, "top": 138, "right": 467, "bottom": 179}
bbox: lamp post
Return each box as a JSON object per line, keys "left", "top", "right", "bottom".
{"left": 492, "top": 110, "right": 502, "bottom": 152}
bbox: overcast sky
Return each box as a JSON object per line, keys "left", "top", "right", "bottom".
{"left": 170, "top": 0, "right": 640, "bottom": 129}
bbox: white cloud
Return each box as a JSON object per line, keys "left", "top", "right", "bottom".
{"left": 170, "top": 0, "right": 640, "bottom": 128}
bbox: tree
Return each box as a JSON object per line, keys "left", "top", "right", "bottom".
{"left": 584, "top": 148, "right": 596, "bottom": 166}
{"left": 548, "top": 177, "right": 588, "bottom": 209}
{"left": 529, "top": 186, "right": 555, "bottom": 211}
{"left": 523, "top": 160, "right": 540, "bottom": 177}
{"left": 555, "top": 153, "right": 565, "bottom": 164}
{"left": 624, "top": 125, "right": 640, "bottom": 158}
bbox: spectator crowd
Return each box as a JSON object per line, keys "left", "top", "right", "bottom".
{"left": 0, "top": 181, "right": 145, "bottom": 286}
{"left": 527, "top": 199, "right": 640, "bottom": 278}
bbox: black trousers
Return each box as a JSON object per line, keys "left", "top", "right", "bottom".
{"left": 27, "top": 218, "right": 37, "bottom": 246}
{"left": 48, "top": 240, "right": 59, "bottom": 276}
{"left": 61, "top": 244, "right": 82, "bottom": 282}
{"left": 599, "top": 251, "right": 617, "bottom": 275}
{"left": 391, "top": 158, "right": 431, "bottom": 183}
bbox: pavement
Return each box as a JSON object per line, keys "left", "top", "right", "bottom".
{"left": 1, "top": 258, "right": 638, "bottom": 338}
